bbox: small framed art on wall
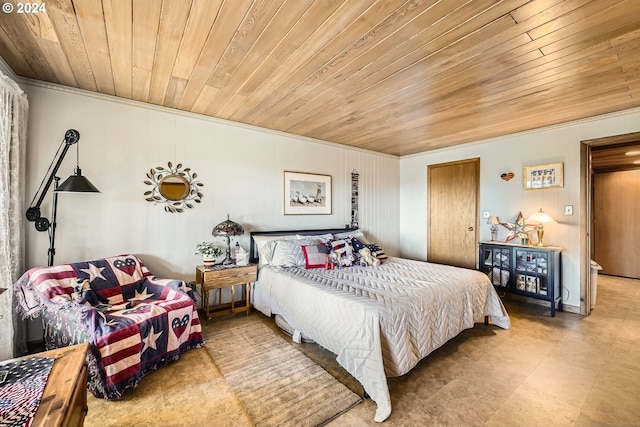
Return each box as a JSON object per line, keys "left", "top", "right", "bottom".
{"left": 284, "top": 171, "right": 332, "bottom": 215}
{"left": 524, "top": 162, "right": 563, "bottom": 190}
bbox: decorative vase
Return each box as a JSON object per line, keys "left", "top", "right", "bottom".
{"left": 202, "top": 256, "right": 216, "bottom": 268}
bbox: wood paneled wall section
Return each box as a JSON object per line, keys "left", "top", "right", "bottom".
{"left": 593, "top": 170, "right": 640, "bottom": 279}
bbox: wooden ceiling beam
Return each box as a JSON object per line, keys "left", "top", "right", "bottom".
{"left": 75, "top": 0, "right": 115, "bottom": 95}
{"left": 177, "top": 0, "right": 253, "bottom": 113}
{"left": 211, "top": 0, "right": 310, "bottom": 118}
{"left": 131, "top": 0, "right": 161, "bottom": 102}
{"left": 147, "top": 0, "right": 191, "bottom": 106}
{"left": 263, "top": 0, "right": 526, "bottom": 132}
{"left": 103, "top": 0, "right": 132, "bottom": 98}
{"left": 47, "top": 0, "right": 96, "bottom": 91}
{"left": 0, "top": 26, "right": 35, "bottom": 78}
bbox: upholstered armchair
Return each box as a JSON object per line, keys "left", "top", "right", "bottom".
{"left": 14, "top": 254, "right": 204, "bottom": 399}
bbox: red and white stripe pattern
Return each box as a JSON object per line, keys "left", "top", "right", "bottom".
{"left": 16, "top": 254, "right": 204, "bottom": 399}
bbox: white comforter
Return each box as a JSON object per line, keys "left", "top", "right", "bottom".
{"left": 252, "top": 257, "right": 510, "bottom": 422}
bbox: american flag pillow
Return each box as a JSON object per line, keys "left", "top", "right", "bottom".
{"left": 365, "top": 243, "right": 387, "bottom": 260}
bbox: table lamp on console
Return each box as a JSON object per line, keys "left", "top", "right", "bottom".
{"left": 526, "top": 208, "right": 554, "bottom": 247}
{"left": 487, "top": 216, "right": 500, "bottom": 241}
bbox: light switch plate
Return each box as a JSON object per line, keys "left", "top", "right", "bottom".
{"left": 483, "top": 210, "right": 490, "bottom": 219}
{"left": 564, "top": 205, "right": 574, "bottom": 215}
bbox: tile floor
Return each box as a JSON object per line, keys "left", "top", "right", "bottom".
{"left": 85, "top": 274, "right": 640, "bottom": 426}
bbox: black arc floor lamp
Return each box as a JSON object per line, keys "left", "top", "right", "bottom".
{"left": 26, "top": 129, "right": 100, "bottom": 266}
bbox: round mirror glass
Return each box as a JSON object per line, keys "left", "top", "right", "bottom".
{"left": 158, "top": 175, "right": 189, "bottom": 201}
{"left": 145, "top": 162, "right": 203, "bottom": 213}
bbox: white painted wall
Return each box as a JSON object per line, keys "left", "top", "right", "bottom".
{"left": 18, "top": 79, "right": 640, "bottom": 329}
{"left": 23, "top": 82, "right": 399, "bottom": 280}
{"left": 399, "top": 107, "right": 640, "bottom": 310}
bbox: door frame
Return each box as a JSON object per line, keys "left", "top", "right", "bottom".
{"left": 581, "top": 131, "right": 640, "bottom": 315}
{"left": 427, "top": 157, "right": 480, "bottom": 268}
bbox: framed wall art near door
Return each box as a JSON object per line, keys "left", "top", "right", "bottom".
{"left": 284, "top": 171, "right": 332, "bottom": 215}
{"left": 524, "top": 162, "right": 564, "bottom": 190}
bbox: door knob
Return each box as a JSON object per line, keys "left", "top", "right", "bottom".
{"left": 467, "top": 226, "right": 474, "bottom": 231}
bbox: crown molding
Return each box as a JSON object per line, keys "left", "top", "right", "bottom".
{"left": 401, "top": 106, "right": 640, "bottom": 159}
{"left": 0, "top": 56, "right": 18, "bottom": 81}
{"left": 19, "top": 77, "right": 399, "bottom": 160}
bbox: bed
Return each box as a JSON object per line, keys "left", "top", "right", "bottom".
{"left": 249, "top": 228, "right": 510, "bottom": 423}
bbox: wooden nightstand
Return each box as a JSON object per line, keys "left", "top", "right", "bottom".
{"left": 196, "top": 264, "right": 258, "bottom": 324}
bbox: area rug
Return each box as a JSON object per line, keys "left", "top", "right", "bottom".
{"left": 204, "top": 318, "right": 361, "bottom": 427}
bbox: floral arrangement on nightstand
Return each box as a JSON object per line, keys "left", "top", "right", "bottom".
{"left": 195, "top": 242, "right": 222, "bottom": 267}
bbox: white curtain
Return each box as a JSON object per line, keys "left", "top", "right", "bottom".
{"left": 0, "top": 71, "right": 28, "bottom": 358}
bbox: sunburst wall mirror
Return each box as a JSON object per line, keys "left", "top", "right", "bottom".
{"left": 144, "top": 162, "right": 203, "bottom": 213}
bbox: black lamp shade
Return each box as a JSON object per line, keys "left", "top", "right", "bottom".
{"left": 55, "top": 167, "right": 100, "bottom": 193}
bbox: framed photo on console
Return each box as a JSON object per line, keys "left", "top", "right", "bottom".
{"left": 524, "top": 162, "right": 563, "bottom": 190}
{"left": 284, "top": 171, "right": 332, "bottom": 215}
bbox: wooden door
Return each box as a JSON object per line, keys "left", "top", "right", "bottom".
{"left": 427, "top": 158, "right": 479, "bottom": 269}
{"left": 593, "top": 170, "right": 640, "bottom": 278}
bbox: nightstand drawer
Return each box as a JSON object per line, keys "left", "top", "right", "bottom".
{"left": 200, "top": 265, "right": 257, "bottom": 289}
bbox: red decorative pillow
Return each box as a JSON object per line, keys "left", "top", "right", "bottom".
{"left": 301, "top": 244, "right": 330, "bottom": 269}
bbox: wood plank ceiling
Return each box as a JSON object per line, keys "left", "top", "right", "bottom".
{"left": 591, "top": 143, "right": 640, "bottom": 172}
{"left": 0, "top": 0, "right": 639, "bottom": 156}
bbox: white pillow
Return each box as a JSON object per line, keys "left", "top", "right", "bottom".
{"left": 267, "top": 238, "right": 321, "bottom": 267}
{"left": 334, "top": 229, "right": 369, "bottom": 244}
{"left": 253, "top": 234, "right": 299, "bottom": 267}
{"left": 296, "top": 233, "right": 333, "bottom": 242}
